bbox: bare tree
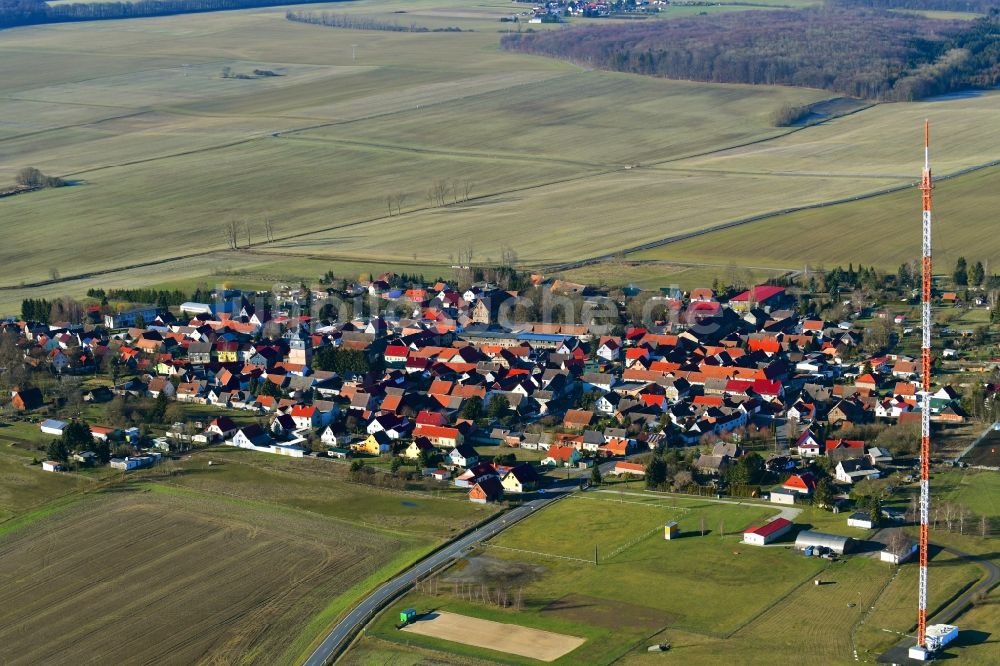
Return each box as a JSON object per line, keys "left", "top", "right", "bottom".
{"left": 223, "top": 217, "right": 240, "bottom": 250}
{"left": 885, "top": 528, "right": 914, "bottom": 558}
{"left": 386, "top": 195, "right": 394, "bottom": 217}
{"left": 463, "top": 179, "right": 473, "bottom": 201}
{"left": 245, "top": 220, "right": 252, "bottom": 248}
{"left": 393, "top": 192, "right": 406, "bottom": 215}
{"left": 500, "top": 244, "right": 518, "bottom": 268}
{"left": 429, "top": 179, "right": 450, "bottom": 206}
{"left": 263, "top": 214, "right": 274, "bottom": 243}
{"left": 981, "top": 514, "right": 990, "bottom": 537}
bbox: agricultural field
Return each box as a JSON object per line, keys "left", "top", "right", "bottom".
{"left": 0, "top": 487, "right": 427, "bottom": 666}
{"left": 12, "top": 0, "right": 1000, "bottom": 312}
{"left": 147, "top": 446, "right": 494, "bottom": 539}
{"left": 633, "top": 144, "right": 1000, "bottom": 273}
{"left": 0, "top": 444, "right": 495, "bottom": 665}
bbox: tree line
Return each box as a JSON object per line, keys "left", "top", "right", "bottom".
{"left": 286, "top": 10, "right": 464, "bottom": 32}
{"left": 0, "top": 0, "right": 349, "bottom": 30}
{"left": 86, "top": 287, "right": 189, "bottom": 307}
{"left": 831, "top": 0, "right": 1000, "bottom": 14}
{"left": 500, "top": 9, "right": 1000, "bottom": 101}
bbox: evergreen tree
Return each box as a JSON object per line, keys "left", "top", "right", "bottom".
{"left": 645, "top": 456, "right": 667, "bottom": 489}
{"left": 46, "top": 439, "right": 69, "bottom": 462}
{"left": 814, "top": 478, "right": 834, "bottom": 509}
{"left": 461, "top": 396, "right": 484, "bottom": 421}
{"left": 970, "top": 261, "right": 985, "bottom": 287}
{"left": 954, "top": 257, "right": 968, "bottom": 286}
{"left": 590, "top": 462, "right": 602, "bottom": 486}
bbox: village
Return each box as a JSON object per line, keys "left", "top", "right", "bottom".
{"left": 5, "top": 266, "right": 992, "bottom": 517}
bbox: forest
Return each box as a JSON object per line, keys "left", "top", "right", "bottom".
{"left": 0, "top": 0, "right": 348, "bottom": 30}
{"left": 831, "top": 0, "right": 999, "bottom": 12}
{"left": 501, "top": 9, "right": 1000, "bottom": 100}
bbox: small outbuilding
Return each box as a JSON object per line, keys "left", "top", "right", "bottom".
{"left": 39, "top": 419, "right": 67, "bottom": 437}
{"left": 794, "top": 530, "right": 855, "bottom": 555}
{"left": 743, "top": 517, "right": 793, "bottom": 546}
{"left": 664, "top": 521, "right": 680, "bottom": 540}
{"left": 769, "top": 489, "right": 797, "bottom": 505}
{"left": 847, "top": 512, "right": 875, "bottom": 529}
{"left": 41, "top": 460, "right": 66, "bottom": 472}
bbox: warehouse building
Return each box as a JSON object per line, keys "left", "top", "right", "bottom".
{"left": 794, "top": 530, "right": 855, "bottom": 555}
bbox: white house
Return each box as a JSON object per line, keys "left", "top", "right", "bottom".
{"left": 795, "top": 429, "right": 822, "bottom": 457}
{"left": 596, "top": 339, "right": 620, "bottom": 361}
{"left": 834, "top": 459, "right": 880, "bottom": 484}
{"left": 881, "top": 541, "right": 918, "bottom": 564}
{"left": 448, "top": 444, "right": 479, "bottom": 468}
{"left": 42, "top": 460, "right": 66, "bottom": 472}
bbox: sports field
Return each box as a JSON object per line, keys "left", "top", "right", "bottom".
{"left": 401, "top": 611, "right": 585, "bottom": 662}
{"left": 363, "top": 486, "right": 997, "bottom": 665}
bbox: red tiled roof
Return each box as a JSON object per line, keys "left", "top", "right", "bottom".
{"left": 731, "top": 285, "right": 785, "bottom": 303}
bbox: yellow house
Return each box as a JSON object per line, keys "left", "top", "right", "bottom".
{"left": 404, "top": 437, "right": 435, "bottom": 460}
{"left": 354, "top": 431, "right": 391, "bottom": 456}
{"left": 501, "top": 464, "right": 540, "bottom": 494}
{"left": 216, "top": 344, "right": 239, "bottom": 363}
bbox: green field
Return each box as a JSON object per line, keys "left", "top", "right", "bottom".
{"left": 360, "top": 483, "right": 1000, "bottom": 665}
{"left": 363, "top": 492, "right": 839, "bottom": 664}
{"left": 9, "top": 0, "right": 1000, "bottom": 312}
{"left": 634, "top": 163, "right": 1000, "bottom": 272}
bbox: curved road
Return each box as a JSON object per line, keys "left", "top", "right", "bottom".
{"left": 302, "top": 493, "right": 563, "bottom": 666}
{"left": 877, "top": 540, "right": 1000, "bottom": 663}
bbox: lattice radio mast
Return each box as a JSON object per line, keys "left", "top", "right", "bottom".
{"left": 917, "top": 119, "right": 933, "bottom": 651}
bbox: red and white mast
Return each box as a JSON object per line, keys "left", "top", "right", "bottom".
{"left": 917, "top": 120, "right": 933, "bottom": 650}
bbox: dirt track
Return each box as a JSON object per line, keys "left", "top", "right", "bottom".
{"left": 401, "top": 610, "right": 585, "bottom": 662}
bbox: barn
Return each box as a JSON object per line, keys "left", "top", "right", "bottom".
{"left": 743, "top": 517, "right": 792, "bottom": 546}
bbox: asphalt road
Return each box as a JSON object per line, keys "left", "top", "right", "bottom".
{"left": 302, "top": 492, "right": 563, "bottom": 666}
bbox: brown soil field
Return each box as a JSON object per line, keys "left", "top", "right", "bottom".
{"left": 401, "top": 610, "right": 585, "bottom": 662}
{"left": 0, "top": 487, "right": 407, "bottom": 666}
{"left": 540, "top": 594, "right": 674, "bottom": 632}
{"left": 964, "top": 430, "right": 1000, "bottom": 467}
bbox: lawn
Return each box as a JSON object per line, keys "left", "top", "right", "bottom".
{"left": 0, "top": 487, "right": 426, "bottom": 666}
{"left": 854, "top": 546, "right": 985, "bottom": 659}
{"left": 364, "top": 491, "right": 832, "bottom": 664}
{"left": 0, "top": 446, "right": 97, "bottom": 523}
